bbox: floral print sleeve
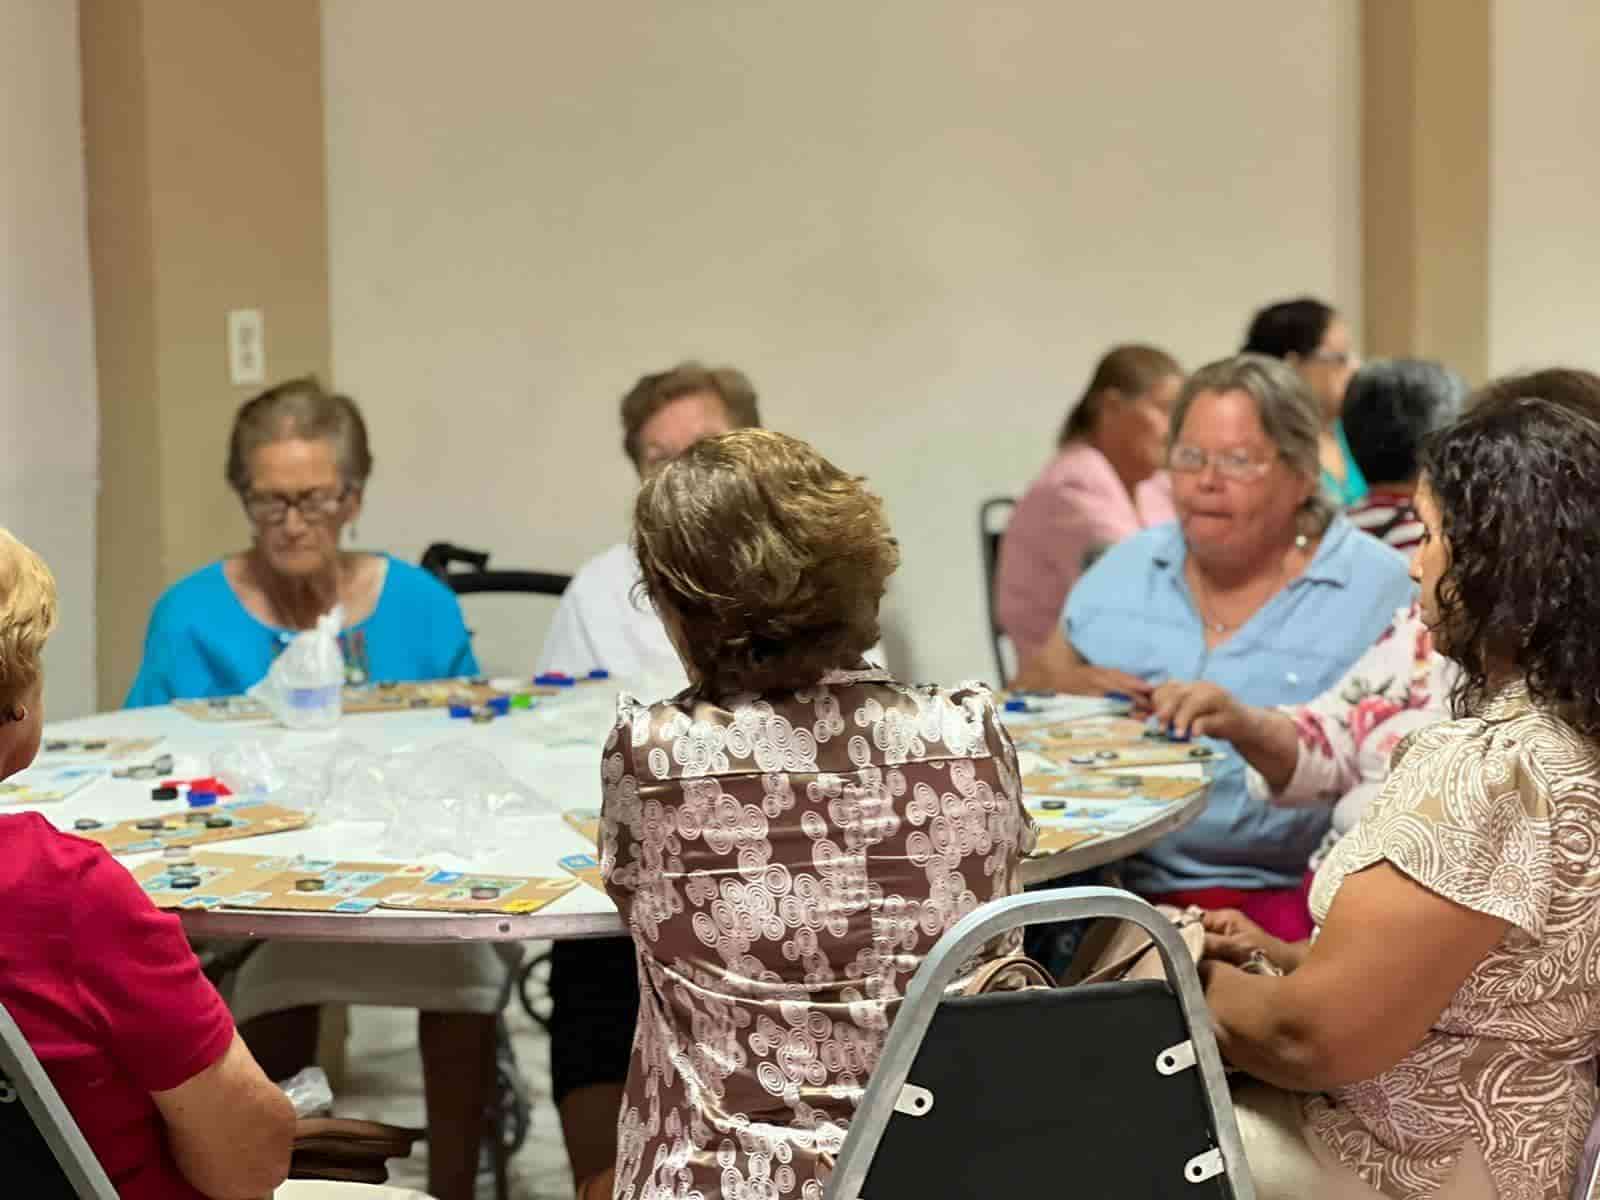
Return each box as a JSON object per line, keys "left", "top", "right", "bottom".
{"left": 1250, "top": 602, "right": 1447, "bottom": 811}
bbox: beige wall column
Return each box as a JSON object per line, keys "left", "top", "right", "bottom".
{"left": 81, "top": 0, "right": 332, "bottom": 705}
{"left": 1362, "top": 0, "right": 1491, "bottom": 381}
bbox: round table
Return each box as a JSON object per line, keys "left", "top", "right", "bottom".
{"left": 25, "top": 689, "right": 1207, "bottom": 943}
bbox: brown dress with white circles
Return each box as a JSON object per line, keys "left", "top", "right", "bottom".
{"left": 600, "top": 667, "right": 1033, "bottom": 1200}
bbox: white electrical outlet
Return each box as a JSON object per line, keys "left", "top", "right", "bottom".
{"left": 227, "top": 308, "right": 266, "bottom": 386}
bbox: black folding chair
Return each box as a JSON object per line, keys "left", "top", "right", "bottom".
{"left": 827, "top": 887, "right": 1255, "bottom": 1200}
{"left": 0, "top": 1001, "right": 118, "bottom": 1200}
{"left": 979, "top": 497, "right": 1016, "bottom": 683}
{"left": 420, "top": 542, "right": 572, "bottom": 598}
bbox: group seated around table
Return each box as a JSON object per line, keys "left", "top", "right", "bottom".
{"left": 0, "top": 527, "right": 429, "bottom": 1200}
{"left": 1015, "top": 353, "right": 1415, "bottom": 938}
{"left": 122, "top": 378, "right": 500, "bottom": 1200}
{"left": 599, "top": 427, "right": 1036, "bottom": 1200}
{"left": 1194, "top": 368, "right": 1600, "bottom": 1200}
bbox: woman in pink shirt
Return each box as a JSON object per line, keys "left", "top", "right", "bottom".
{"left": 995, "top": 344, "right": 1183, "bottom": 676}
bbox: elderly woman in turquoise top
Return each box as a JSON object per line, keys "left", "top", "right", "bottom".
{"left": 125, "top": 377, "right": 477, "bottom": 708}
{"left": 1015, "top": 355, "right": 1413, "bottom": 940}
{"left": 122, "top": 377, "right": 490, "bottom": 1200}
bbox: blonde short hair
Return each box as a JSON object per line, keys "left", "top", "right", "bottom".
{"left": 0, "top": 528, "right": 57, "bottom": 713}
{"left": 633, "top": 429, "right": 899, "bottom": 695}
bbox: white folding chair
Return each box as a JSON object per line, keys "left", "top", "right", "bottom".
{"left": 0, "top": 1000, "right": 118, "bottom": 1199}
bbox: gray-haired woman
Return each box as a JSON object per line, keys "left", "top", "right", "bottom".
{"left": 124, "top": 376, "right": 492, "bottom": 1200}
{"left": 125, "top": 375, "right": 477, "bottom": 706}
{"left": 1016, "top": 355, "right": 1415, "bottom": 941}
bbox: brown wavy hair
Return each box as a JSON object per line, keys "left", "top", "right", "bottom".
{"left": 1419, "top": 368, "right": 1600, "bottom": 734}
{"left": 0, "top": 528, "right": 58, "bottom": 715}
{"left": 620, "top": 362, "right": 761, "bottom": 469}
{"left": 1058, "top": 343, "right": 1181, "bottom": 446}
{"left": 632, "top": 429, "right": 900, "bottom": 694}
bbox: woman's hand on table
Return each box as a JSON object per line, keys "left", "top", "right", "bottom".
{"left": 1009, "top": 628, "right": 1150, "bottom": 702}
{"left": 1149, "top": 680, "right": 1249, "bottom": 741}
{"left": 1201, "top": 908, "right": 1306, "bottom": 974}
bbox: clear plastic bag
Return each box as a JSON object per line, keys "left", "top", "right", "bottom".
{"left": 278, "top": 1066, "right": 334, "bottom": 1118}
{"left": 211, "top": 736, "right": 552, "bottom": 858}
{"left": 249, "top": 606, "right": 346, "bottom": 729}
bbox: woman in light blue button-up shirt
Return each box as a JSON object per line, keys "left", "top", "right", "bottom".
{"left": 1016, "top": 354, "right": 1414, "bottom": 939}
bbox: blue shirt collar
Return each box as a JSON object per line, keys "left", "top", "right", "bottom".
{"left": 1150, "top": 514, "right": 1357, "bottom": 589}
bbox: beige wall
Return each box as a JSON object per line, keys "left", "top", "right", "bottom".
{"left": 84, "top": 0, "right": 331, "bottom": 706}
{"left": 3, "top": 0, "right": 98, "bottom": 718}
{"left": 1489, "top": 0, "right": 1600, "bottom": 376}
{"left": 323, "top": 0, "right": 1362, "bottom": 684}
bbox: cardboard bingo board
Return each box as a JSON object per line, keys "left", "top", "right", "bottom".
{"left": 1011, "top": 721, "right": 1218, "bottom": 769}
{"left": 1022, "top": 772, "right": 1207, "bottom": 803}
{"left": 36, "top": 736, "right": 163, "bottom": 761}
{"left": 1031, "top": 827, "right": 1102, "bottom": 855}
{"left": 562, "top": 808, "right": 601, "bottom": 844}
{"left": 173, "top": 680, "right": 553, "bottom": 723}
{"left": 74, "top": 802, "right": 310, "bottom": 856}
{"left": 0, "top": 765, "right": 105, "bottom": 806}
{"left": 558, "top": 852, "right": 606, "bottom": 892}
{"left": 133, "top": 851, "right": 576, "bottom": 916}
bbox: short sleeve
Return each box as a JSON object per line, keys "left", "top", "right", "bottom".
{"left": 1329, "top": 718, "right": 1552, "bottom": 939}
{"left": 978, "top": 696, "right": 1036, "bottom": 857}
{"left": 599, "top": 694, "right": 647, "bottom": 899}
{"left": 68, "top": 843, "right": 235, "bottom": 1092}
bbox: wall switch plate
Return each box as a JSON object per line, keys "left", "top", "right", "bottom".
{"left": 227, "top": 308, "right": 265, "bottom": 386}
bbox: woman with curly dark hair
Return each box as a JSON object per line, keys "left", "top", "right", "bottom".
{"left": 1197, "top": 368, "right": 1600, "bottom": 1200}
{"left": 598, "top": 429, "right": 1034, "bottom": 1200}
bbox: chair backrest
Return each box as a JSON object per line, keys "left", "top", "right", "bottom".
{"left": 420, "top": 542, "right": 572, "bottom": 598}
{"left": 0, "top": 1002, "right": 118, "bottom": 1200}
{"left": 979, "top": 498, "right": 1016, "bottom": 684}
{"left": 826, "top": 888, "right": 1254, "bottom": 1200}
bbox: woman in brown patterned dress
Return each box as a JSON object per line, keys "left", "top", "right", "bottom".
{"left": 1200, "top": 369, "right": 1600, "bottom": 1200}
{"left": 599, "top": 429, "right": 1034, "bottom": 1200}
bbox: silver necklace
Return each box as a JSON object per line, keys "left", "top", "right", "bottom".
{"left": 1191, "top": 534, "right": 1309, "bottom": 635}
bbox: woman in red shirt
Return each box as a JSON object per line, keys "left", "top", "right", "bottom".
{"left": 0, "top": 527, "right": 295, "bottom": 1200}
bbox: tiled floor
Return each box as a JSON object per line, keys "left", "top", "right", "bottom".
{"left": 329, "top": 950, "right": 575, "bottom": 1200}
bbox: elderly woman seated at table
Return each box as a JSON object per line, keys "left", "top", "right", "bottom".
{"left": 1014, "top": 355, "right": 1414, "bottom": 938}
{"left": 123, "top": 377, "right": 491, "bottom": 1200}
{"left": 599, "top": 429, "right": 1034, "bottom": 1200}
{"left": 1202, "top": 368, "right": 1600, "bottom": 1200}
{"left": 0, "top": 528, "right": 431, "bottom": 1199}
{"left": 125, "top": 375, "right": 476, "bottom": 706}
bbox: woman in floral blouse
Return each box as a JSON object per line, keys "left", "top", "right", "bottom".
{"left": 1193, "top": 369, "right": 1600, "bottom": 1199}
{"left": 599, "top": 429, "right": 1033, "bottom": 1200}
{"left": 1151, "top": 600, "right": 1454, "bottom": 868}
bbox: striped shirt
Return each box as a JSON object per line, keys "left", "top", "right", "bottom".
{"left": 1346, "top": 489, "right": 1423, "bottom": 553}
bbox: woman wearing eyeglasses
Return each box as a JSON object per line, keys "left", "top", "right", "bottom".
{"left": 125, "top": 376, "right": 477, "bottom": 707}
{"left": 122, "top": 378, "right": 489, "bottom": 1200}
{"left": 1243, "top": 297, "right": 1366, "bottom": 506}
{"left": 1015, "top": 356, "right": 1413, "bottom": 940}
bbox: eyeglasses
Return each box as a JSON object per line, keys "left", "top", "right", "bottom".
{"left": 1168, "top": 445, "right": 1278, "bottom": 482}
{"left": 242, "top": 486, "right": 351, "bottom": 526}
{"left": 1305, "top": 349, "right": 1356, "bottom": 367}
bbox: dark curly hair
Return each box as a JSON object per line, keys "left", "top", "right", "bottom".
{"left": 632, "top": 429, "right": 900, "bottom": 695}
{"left": 1420, "top": 368, "right": 1600, "bottom": 733}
